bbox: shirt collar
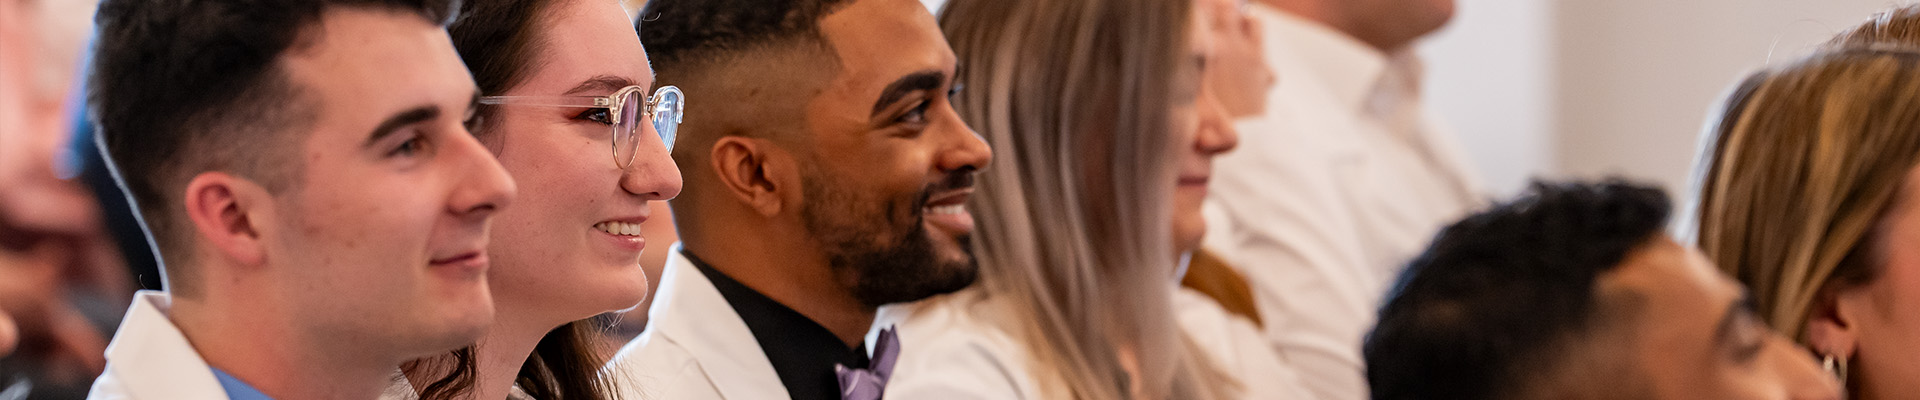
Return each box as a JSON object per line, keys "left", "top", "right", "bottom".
{"left": 1254, "top": 5, "right": 1409, "bottom": 112}
{"left": 682, "top": 250, "right": 870, "bottom": 400}
{"left": 210, "top": 368, "right": 275, "bottom": 400}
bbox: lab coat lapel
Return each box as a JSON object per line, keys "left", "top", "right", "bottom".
{"left": 650, "top": 251, "right": 792, "bottom": 400}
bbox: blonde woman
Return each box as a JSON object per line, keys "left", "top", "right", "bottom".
{"left": 876, "top": 0, "right": 1302, "bottom": 398}
{"left": 1689, "top": 47, "right": 1920, "bottom": 399}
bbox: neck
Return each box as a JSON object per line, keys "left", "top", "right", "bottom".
{"left": 465, "top": 308, "right": 559, "bottom": 400}
{"left": 171, "top": 293, "right": 395, "bottom": 400}
{"left": 1255, "top": 0, "right": 1406, "bottom": 51}
{"left": 684, "top": 222, "right": 875, "bottom": 348}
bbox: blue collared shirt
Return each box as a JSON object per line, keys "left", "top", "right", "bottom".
{"left": 209, "top": 368, "right": 275, "bottom": 400}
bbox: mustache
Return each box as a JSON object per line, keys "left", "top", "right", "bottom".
{"left": 913, "top": 167, "right": 979, "bottom": 211}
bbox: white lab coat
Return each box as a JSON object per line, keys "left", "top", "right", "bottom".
{"left": 874, "top": 290, "right": 1046, "bottom": 400}
{"left": 878, "top": 289, "right": 1310, "bottom": 400}
{"left": 605, "top": 251, "right": 789, "bottom": 400}
{"left": 1173, "top": 289, "right": 1314, "bottom": 400}
{"left": 87, "top": 291, "right": 231, "bottom": 400}
{"left": 1200, "top": 6, "right": 1484, "bottom": 400}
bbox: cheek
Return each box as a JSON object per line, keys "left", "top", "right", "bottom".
{"left": 489, "top": 129, "right": 616, "bottom": 257}
{"left": 283, "top": 174, "right": 439, "bottom": 280}
{"left": 1862, "top": 255, "right": 1920, "bottom": 366}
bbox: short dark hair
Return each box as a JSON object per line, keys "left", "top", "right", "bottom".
{"left": 634, "top": 0, "right": 854, "bottom": 71}
{"left": 89, "top": 0, "right": 458, "bottom": 293}
{"left": 1364, "top": 179, "right": 1672, "bottom": 400}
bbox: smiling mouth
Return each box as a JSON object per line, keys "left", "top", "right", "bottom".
{"left": 927, "top": 204, "right": 967, "bottom": 215}
{"left": 594, "top": 221, "right": 645, "bottom": 237}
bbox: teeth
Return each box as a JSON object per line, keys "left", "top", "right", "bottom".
{"left": 926, "top": 204, "right": 966, "bottom": 215}
{"left": 595, "top": 221, "right": 644, "bottom": 236}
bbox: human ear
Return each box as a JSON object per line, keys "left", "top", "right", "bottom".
{"left": 1805, "top": 288, "right": 1865, "bottom": 361}
{"left": 709, "top": 137, "right": 791, "bottom": 217}
{"left": 181, "top": 172, "right": 272, "bottom": 269}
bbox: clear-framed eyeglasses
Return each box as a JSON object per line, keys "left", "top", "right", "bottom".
{"left": 479, "top": 85, "right": 683, "bottom": 168}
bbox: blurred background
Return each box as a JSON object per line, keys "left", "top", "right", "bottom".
{"left": 1423, "top": 0, "right": 1909, "bottom": 197}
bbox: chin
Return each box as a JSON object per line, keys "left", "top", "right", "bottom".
{"left": 405, "top": 302, "right": 494, "bottom": 357}
{"left": 583, "top": 265, "right": 652, "bottom": 313}
{"left": 1172, "top": 217, "right": 1207, "bottom": 255}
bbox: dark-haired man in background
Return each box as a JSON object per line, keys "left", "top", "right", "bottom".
{"left": 608, "top": 0, "right": 990, "bottom": 399}
{"left": 86, "top": 0, "right": 517, "bottom": 398}
{"left": 1364, "top": 181, "right": 1837, "bottom": 400}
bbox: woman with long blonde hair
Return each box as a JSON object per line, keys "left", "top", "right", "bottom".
{"left": 875, "top": 0, "right": 1295, "bottom": 398}
{"left": 1688, "top": 47, "right": 1920, "bottom": 399}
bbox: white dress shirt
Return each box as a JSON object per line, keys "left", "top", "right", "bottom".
{"left": 87, "top": 291, "right": 231, "bottom": 400}
{"left": 605, "top": 250, "right": 790, "bottom": 400}
{"left": 1201, "top": 6, "right": 1484, "bottom": 400}
{"left": 879, "top": 288, "right": 1311, "bottom": 400}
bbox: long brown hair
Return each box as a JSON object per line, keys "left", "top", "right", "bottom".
{"left": 935, "top": 0, "right": 1235, "bottom": 398}
{"left": 1688, "top": 48, "right": 1920, "bottom": 341}
{"left": 401, "top": 0, "right": 620, "bottom": 398}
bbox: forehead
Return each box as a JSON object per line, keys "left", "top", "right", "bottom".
{"left": 279, "top": 8, "right": 474, "bottom": 131}
{"left": 1599, "top": 238, "right": 1741, "bottom": 345}
{"left": 525, "top": 0, "right": 654, "bottom": 92}
{"left": 815, "top": 0, "right": 954, "bottom": 98}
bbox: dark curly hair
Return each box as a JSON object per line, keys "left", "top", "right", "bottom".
{"left": 1365, "top": 179, "right": 1672, "bottom": 400}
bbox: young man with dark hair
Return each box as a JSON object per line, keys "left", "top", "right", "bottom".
{"left": 1364, "top": 181, "right": 1838, "bottom": 400}
{"left": 609, "top": 0, "right": 990, "bottom": 399}
{"left": 86, "top": 0, "right": 517, "bottom": 398}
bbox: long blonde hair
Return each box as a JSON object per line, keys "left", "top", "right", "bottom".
{"left": 936, "top": 0, "right": 1232, "bottom": 398}
{"left": 1688, "top": 48, "right": 1920, "bottom": 340}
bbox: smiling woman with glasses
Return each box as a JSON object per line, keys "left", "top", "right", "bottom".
{"left": 387, "top": 0, "right": 684, "bottom": 399}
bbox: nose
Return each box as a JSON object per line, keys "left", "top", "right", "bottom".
{"left": 1769, "top": 338, "right": 1842, "bottom": 400}
{"left": 622, "top": 122, "right": 683, "bottom": 201}
{"left": 1196, "top": 91, "right": 1239, "bottom": 157}
{"left": 446, "top": 128, "right": 516, "bottom": 219}
{"left": 934, "top": 101, "right": 993, "bottom": 174}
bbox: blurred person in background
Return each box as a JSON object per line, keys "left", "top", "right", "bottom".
{"left": 608, "top": 0, "right": 992, "bottom": 398}
{"left": 86, "top": 0, "right": 518, "bottom": 397}
{"left": 1367, "top": 180, "right": 1838, "bottom": 400}
{"left": 389, "top": 0, "right": 682, "bottom": 398}
{"left": 1178, "top": 0, "right": 1275, "bottom": 328}
{"left": 1200, "top": 0, "right": 1481, "bottom": 397}
{"left": 1688, "top": 45, "right": 1920, "bottom": 400}
{"left": 877, "top": 0, "right": 1307, "bottom": 398}
{"left": 0, "top": 0, "right": 132, "bottom": 397}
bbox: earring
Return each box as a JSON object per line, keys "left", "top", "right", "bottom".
{"left": 1822, "top": 353, "right": 1849, "bottom": 391}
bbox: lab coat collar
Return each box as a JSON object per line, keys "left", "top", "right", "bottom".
{"left": 97, "top": 290, "right": 230, "bottom": 399}
{"left": 645, "top": 249, "right": 792, "bottom": 399}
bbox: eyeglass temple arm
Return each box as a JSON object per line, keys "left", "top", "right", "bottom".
{"left": 477, "top": 96, "right": 610, "bottom": 108}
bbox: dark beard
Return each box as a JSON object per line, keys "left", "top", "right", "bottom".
{"left": 801, "top": 171, "right": 980, "bottom": 307}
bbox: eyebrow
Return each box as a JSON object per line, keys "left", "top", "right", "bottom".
{"left": 871, "top": 70, "right": 948, "bottom": 117}
{"left": 366, "top": 106, "right": 442, "bottom": 146}
{"left": 565, "top": 75, "right": 643, "bottom": 96}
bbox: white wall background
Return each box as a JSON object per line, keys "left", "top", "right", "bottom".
{"left": 1424, "top": 0, "right": 1910, "bottom": 198}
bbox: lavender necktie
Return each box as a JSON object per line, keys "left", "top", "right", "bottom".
{"left": 836, "top": 326, "right": 900, "bottom": 400}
